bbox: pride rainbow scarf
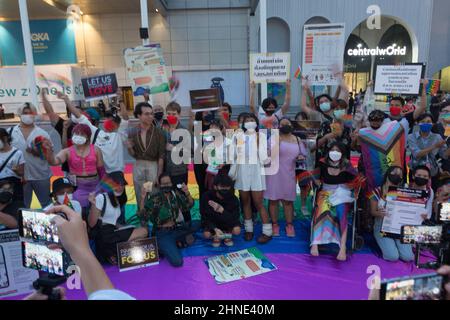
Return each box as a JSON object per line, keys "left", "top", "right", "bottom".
{"left": 358, "top": 121, "right": 405, "bottom": 191}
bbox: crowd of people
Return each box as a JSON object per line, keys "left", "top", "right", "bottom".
{"left": 0, "top": 75, "right": 450, "bottom": 270}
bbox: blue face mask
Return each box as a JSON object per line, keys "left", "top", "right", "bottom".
{"left": 419, "top": 123, "right": 433, "bottom": 133}
{"left": 320, "top": 102, "right": 331, "bottom": 113}
{"left": 333, "top": 109, "right": 346, "bottom": 119}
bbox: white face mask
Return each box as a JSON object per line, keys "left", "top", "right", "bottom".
{"left": 244, "top": 122, "right": 257, "bottom": 131}
{"left": 329, "top": 151, "right": 342, "bottom": 162}
{"left": 21, "top": 114, "right": 34, "bottom": 125}
{"left": 56, "top": 193, "right": 73, "bottom": 204}
{"left": 72, "top": 135, "right": 87, "bottom": 145}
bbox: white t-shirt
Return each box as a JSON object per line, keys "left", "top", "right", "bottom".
{"left": 10, "top": 125, "right": 52, "bottom": 181}
{"left": 74, "top": 115, "right": 128, "bottom": 173}
{"left": 95, "top": 193, "right": 121, "bottom": 226}
{"left": 0, "top": 147, "right": 25, "bottom": 179}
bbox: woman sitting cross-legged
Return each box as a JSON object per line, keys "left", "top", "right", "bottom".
{"left": 310, "top": 142, "right": 364, "bottom": 261}
{"left": 201, "top": 174, "right": 241, "bottom": 247}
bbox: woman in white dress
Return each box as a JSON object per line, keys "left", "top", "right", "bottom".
{"left": 231, "top": 114, "right": 272, "bottom": 244}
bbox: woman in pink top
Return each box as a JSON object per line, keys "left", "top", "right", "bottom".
{"left": 44, "top": 124, "right": 104, "bottom": 208}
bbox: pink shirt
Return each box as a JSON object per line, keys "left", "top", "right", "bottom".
{"left": 68, "top": 145, "right": 97, "bottom": 176}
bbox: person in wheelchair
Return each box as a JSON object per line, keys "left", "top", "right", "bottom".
{"left": 310, "top": 142, "right": 363, "bottom": 261}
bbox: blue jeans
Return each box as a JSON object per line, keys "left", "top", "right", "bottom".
{"left": 154, "top": 221, "right": 200, "bottom": 267}
{"left": 373, "top": 217, "right": 414, "bottom": 262}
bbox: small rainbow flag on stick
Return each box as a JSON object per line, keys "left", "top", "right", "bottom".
{"left": 63, "top": 193, "right": 74, "bottom": 210}
{"left": 294, "top": 66, "right": 302, "bottom": 80}
{"left": 426, "top": 79, "right": 441, "bottom": 96}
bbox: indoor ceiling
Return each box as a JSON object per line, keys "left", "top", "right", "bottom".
{"left": 0, "top": 0, "right": 163, "bottom": 20}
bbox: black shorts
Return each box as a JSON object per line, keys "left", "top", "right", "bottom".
{"left": 96, "top": 224, "right": 134, "bottom": 259}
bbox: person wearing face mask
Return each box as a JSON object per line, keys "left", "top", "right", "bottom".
{"left": 408, "top": 113, "right": 450, "bottom": 190}
{"left": 44, "top": 178, "right": 82, "bottom": 215}
{"left": 433, "top": 105, "right": 450, "bottom": 174}
{"left": 264, "top": 118, "right": 307, "bottom": 237}
{"left": 0, "top": 128, "right": 25, "bottom": 201}
{"left": 164, "top": 102, "right": 189, "bottom": 188}
{"left": 0, "top": 181, "right": 24, "bottom": 231}
{"left": 310, "top": 142, "right": 361, "bottom": 261}
{"left": 9, "top": 103, "right": 52, "bottom": 208}
{"left": 152, "top": 105, "right": 165, "bottom": 128}
{"left": 249, "top": 80, "right": 291, "bottom": 129}
{"left": 89, "top": 171, "right": 148, "bottom": 265}
{"left": 44, "top": 124, "right": 104, "bottom": 211}
{"left": 201, "top": 174, "right": 241, "bottom": 247}
{"left": 369, "top": 166, "right": 414, "bottom": 262}
{"left": 139, "top": 173, "right": 198, "bottom": 267}
{"left": 316, "top": 98, "right": 352, "bottom": 166}
{"left": 408, "top": 166, "right": 434, "bottom": 222}
{"left": 231, "top": 114, "right": 273, "bottom": 244}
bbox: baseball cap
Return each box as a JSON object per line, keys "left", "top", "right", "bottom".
{"left": 50, "top": 178, "right": 76, "bottom": 197}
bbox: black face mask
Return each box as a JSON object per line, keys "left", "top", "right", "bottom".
{"left": 264, "top": 109, "right": 275, "bottom": 116}
{"left": 204, "top": 113, "right": 215, "bottom": 123}
{"left": 0, "top": 191, "right": 13, "bottom": 204}
{"left": 280, "top": 125, "right": 293, "bottom": 135}
{"left": 217, "top": 189, "right": 232, "bottom": 198}
{"left": 388, "top": 174, "right": 403, "bottom": 186}
{"left": 160, "top": 186, "right": 173, "bottom": 193}
{"left": 154, "top": 112, "right": 164, "bottom": 121}
{"left": 414, "top": 177, "right": 429, "bottom": 187}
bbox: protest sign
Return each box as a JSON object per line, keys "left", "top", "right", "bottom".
{"left": 250, "top": 52, "right": 290, "bottom": 83}
{"left": 374, "top": 64, "right": 425, "bottom": 95}
{"left": 0, "top": 230, "right": 39, "bottom": 298}
{"left": 117, "top": 237, "right": 159, "bottom": 272}
{"left": 81, "top": 73, "right": 118, "bottom": 102}
{"left": 294, "top": 120, "right": 321, "bottom": 139}
{"left": 205, "top": 247, "right": 277, "bottom": 284}
{"left": 190, "top": 88, "right": 221, "bottom": 112}
{"left": 124, "top": 45, "right": 170, "bottom": 96}
{"left": 381, "top": 187, "right": 428, "bottom": 237}
{"left": 302, "top": 23, "right": 346, "bottom": 86}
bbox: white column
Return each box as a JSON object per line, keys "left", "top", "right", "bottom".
{"left": 140, "top": 0, "right": 150, "bottom": 46}
{"left": 18, "top": 0, "right": 39, "bottom": 112}
{"left": 260, "top": 0, "right": 268, "bottom": 99}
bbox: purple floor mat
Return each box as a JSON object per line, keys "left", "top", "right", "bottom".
{"left": 5, "top": 253, "right": 432, "bottom": 300}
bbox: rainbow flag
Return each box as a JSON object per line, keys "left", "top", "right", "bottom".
{"left": 358, "top": 121, "right": 405, "bottom": 191}
{"left": 98, "top": 176, "right": 120, "bottom": 193}
{"left": 294, "top": 66, "right": 302, "bottom": 80}
{"left": 341, "top": 114, "right": 353, "bottom": 128}
{"left": 296, "top": 168, "right": 320, "bottom": 186}
{"left": 426, "top": 79, "right": 441, "bottom": 96}
{"left": 63, "top": 193, "right": 74, "bottom": 210}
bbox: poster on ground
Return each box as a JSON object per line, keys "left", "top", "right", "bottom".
{"left": 249, "top": 52, "right": 290, "bottom": 83}
{"left": 302, "top": 23, "right": 346, "bottom": 86}
{"left": 124, "top": 45, "right": 170, "bottom": 97}
{"left": 0, "top": 230, "right": 39, "bottom": 298}
{"left": 381, "top": 187, "right": 428, "bottom": 237}
{"left": 190, "top": 88, "right": 221, "bottom": 112}
{"left": 117, "top": 237, "right": 159, "bottom": 272}
{"left": 81, "top": 73, "right": 118, "bottom": 102}
{"left": 205, "top": 247, "right": 277, "bottom": 284}
{"left": 374, "top": 64, "right": 425, "bottom": 95}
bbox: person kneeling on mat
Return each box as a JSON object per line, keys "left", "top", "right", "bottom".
{"left": 139, "top": 173, "right": 199, "bottom": 267}
{"left": 201, "top": 174, "right": 241, "bottom": 247}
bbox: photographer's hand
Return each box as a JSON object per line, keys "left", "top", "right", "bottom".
{"left": 24, "top": 287, "right": 66, "bottom": 300}
{"left": 46, "top": 205, "right": 114, "bottom": 297}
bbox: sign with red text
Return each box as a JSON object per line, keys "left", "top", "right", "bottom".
{"left": 81, "top": 73, "right": 118, "bottom": 102}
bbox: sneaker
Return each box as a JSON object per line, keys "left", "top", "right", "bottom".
{"left": 272, "top": 223, "right": 280, "bottom": 237}
{"left": 212, "top": 238, "right": 221, "bottom": 248}
{"left": 286, "top": 224, "right": 295, "bottom": 237}
{"left": 223, "top": 238, "right": 234, "bottom": 247}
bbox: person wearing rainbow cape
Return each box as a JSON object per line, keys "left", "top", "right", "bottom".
{"left": 354, "top": 79, "right": 428, "bottom": 192}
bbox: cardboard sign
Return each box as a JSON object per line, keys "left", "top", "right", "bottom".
{"left": 250, "top": 52, "right": 290, "bottom": 83}
{"left": 117, "top": 237, "right": 159, "bottom": 272}
{"left": 382, "top": 187, "right": 428, "bottom": 237}
{"left": 81, "top": 73, "right": 118, "bottom": 102}
{"left": 190, "top": 88, "right": 221, "bottom": 112}
{"left": 374, "top": 64, "right": 425, "bottom": 95}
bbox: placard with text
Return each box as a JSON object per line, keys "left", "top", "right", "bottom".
{"left": 117, "top": 237, "right": 159, "bottom": 272}
{"left": 81, "top": 73, "right": 118, "bottom": 102}
{"left": 374, "top": 64, "right": 425, "bottom": 95}
{"left": 250, "top": 52, "right": 290, "bottom": 83}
